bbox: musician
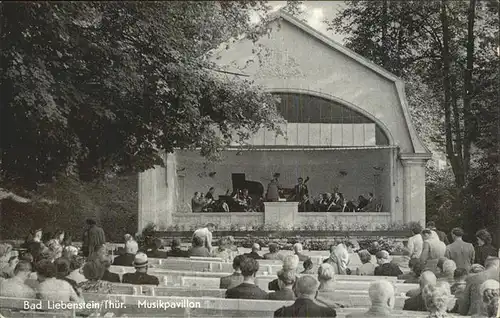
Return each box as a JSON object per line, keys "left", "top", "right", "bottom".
{"left": 299, "top": 194, "right": 314, "bottom": 212}
{"left": 327, "top": 192, "right": 344, "bottom": 212}
{"left": 191, "top": 192, "right": 204, "bottom": 212}
{"left": 266, "top": 173, "right": 281, "bottom": 202}
{"left": 293, "top": 177, "right": 309, "bottom": 202}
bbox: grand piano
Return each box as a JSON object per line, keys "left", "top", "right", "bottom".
{"left": 217, "top": 173, "right": 264, "bottom": 212}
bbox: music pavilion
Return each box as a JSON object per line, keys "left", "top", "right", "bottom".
{"left": 137, "top": 11, "right": 431, "bottom": 232}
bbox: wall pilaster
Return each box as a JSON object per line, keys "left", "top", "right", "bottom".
{"left": 400, "top": 153, "right": 431, "bottom": 225}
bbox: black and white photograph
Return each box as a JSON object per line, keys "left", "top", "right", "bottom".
{"left": 0, "top": 1, "right": 499, "bottom": 317}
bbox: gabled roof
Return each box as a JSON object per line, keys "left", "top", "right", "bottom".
{"left": 265, "top": 10, "right": 430, "bottom": 155}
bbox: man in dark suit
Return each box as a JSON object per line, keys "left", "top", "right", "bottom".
{"left": 146, "top": 239, "right": 168, "bottom": 259}
{"left": 101, "top": 256, "right": 120, "bottom": 283}
{"left": 445, "top": 227, "right": 475, "bottom": 272}
{"left": 220, "top": 255, "right": 244, "bottom": 289}
{"left": 122, "top": 253, "right": 159, "bottom": 286}
{"left": 403, "top": 271, "right": 437, "bottom": 311}
{"left": 459, "top": 257, "right": 500, "bottom": 316}
{"left": 293, "top": 177, "right": 308, "bottom": 202}
{"left": 113, "top": 243, "right": 137, "bottom": 267}
{"left": 82, "top": 218, "right": 106, "bottom": 258}
{"left": 244, "top": 243, "right": 263, "bottom": 260}
{"left": 374, "top": 250, "right": 403, "bottom": 277}
{"left": 268, "top": 270, "right": 296, "bottom": 300}
{"left": 226, "top": 257, "right": 267, "bottom": 299}
{"left": 274, "top": 275, "right": 336, "bottom": 317}
{"left": 167, "top": 239, "right": 189, "bottom": 258}
{"left": 264, "top": 243, "right": 285, "bottom": 261}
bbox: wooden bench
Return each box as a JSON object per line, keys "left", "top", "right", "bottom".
{"left": 0, "top": 296, "right": 466, "bottom": 318}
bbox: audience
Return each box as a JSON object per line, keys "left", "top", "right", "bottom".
{"left": 471, "top": 263, "right": 486, "bottom": 273}
{"left": 402, "top": 259, "right": 425, "bottom": 284}
{"left": 445, "top": 227, "right": 475, "bottom": 273}
{"left": 101, "top": 255, "right": 120, "bottom": 283}
{"left": 0, "top": 243, "right": 17, "bottom": 278}
{"left": 293, "top": 243, "right": 310, "bottom": 262}
{"left": 244, "top": 243, "right": 263, "bottom": 260}
{"left": 167, "top": 239, "right": 188, "bottom": 258}
{"left": 422, "top": 283, "right": 452, "bottom": 318}
{"left": 214, "top": 237, "right": 231, "bottom": 261}
{"left": 62, "top": 235, "right": 79, "bottom": 258}
{"left": 122, "top": 253, "right": 159, "bottom": 286}
{"left": 420, "top": 229, "right": 446, "bottom": 274}
{"left": 225, "top": 257, "right": 267, "bottom": 299}
{"left": 403, "top": 271, "right": 437, "bottom": 312}
{"left": 274, "top": 275, "right": 337, "bottom": 317}
{"left": 459, "top": 257, "right": 500, "bottom": 316}
{"left": 0, "top": 261, "right": 36, "bottom": 298}
{"left": 220, "top": 255, "right": 244, "bottom": 289}
{"left": 374, "top": 250, "right": 403, "bottom": 277}
{"left": 478, "top": 280, "right": 499, "bottom": 318}
{"left": 192, "top": 223, "right": 215, "bottom": 254}
{"left": 355, "top": 249, "right": 375, "bottom": 276}
{"left": 316, "top": 263, "right": 345, "bottom": 308}
{"left": 301, "top": 258, "right": 315, "bottom": 274}
{"left": 36, "top": 259, "right": 83, "bottom": 303}
{"left": 146, "top": 238, "right": 168, "bottom": 259}
{"left": 438, "top": 259, "right": 457, "bottom": 285}
{"left": 346, "top": 280, "right": 395, "bottom": 318}
{"left": 54, "top": 257, "right": 80, "bottom": 296}
{"left": 324, "top": 240, "right": 350, "bottom": 275}
{"left": 264, "top": 243, "right": 284, "bottom": 261}
{"left": 47, "top": 230, "right": 65, "bottom": 259}
{"left": 427, "top": 221, "right": 450, "bottom": 245}
{"left": 22, "top": 228, "right": 48, "bottom": 262}
{"left": 113, "top": 240, "right": 138, "bottom": 266}
{"left": 66, "top": 255, "right": 86, "bottom": 284}
{"left": 79, "top": 260, "right": 114, "bottom": 293}
{"left": 268, "top": 269, "right": 296, "bottom": 300}
{"left": 475, "top": 230, "right": 498, "bottom": 266}
{"left": 82, "top": 218, "right": 106, "bottom": 258}
{"left": 408, "top": 223, "right": 424, "bottom": 259}
{"left": 269, "top": 255, "right": 299, "bottom": 291}
{"left": 189, "top": 235, "right": 211, "bottom": 257}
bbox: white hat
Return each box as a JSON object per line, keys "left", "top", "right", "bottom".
{"left": 133, "top": 252, "right": 148, "bottom": 268}
{"left": 480, "top": 279, "right": 500, "bottom": 296}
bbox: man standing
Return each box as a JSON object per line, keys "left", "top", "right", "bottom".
{"left": 445, "top": 227, "right": 475, "bottom": 272}
{"left": 407, "top": 223, "right": 424, "bottom": 259}
{"left": 82, "top": 218, "right": 105, "bottom": 258}
{"left": 192, "top": 223, "right": 215, "bottom": 254}
{"left": 420, "top": 229, "right": 446, "bottom": 274}
{"left": 427, "top": 221, "right": 450, "bottom": 245}
{"left": 293, "top": 177, "right": 309, "bottom": 202}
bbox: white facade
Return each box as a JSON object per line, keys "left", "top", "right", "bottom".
{"left": 137, "top": 12, "right": 432, "bottom": 231}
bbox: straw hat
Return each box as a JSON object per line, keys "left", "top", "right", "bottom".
{"left": 133, "top": 252, "right": 148, "bottom": 268}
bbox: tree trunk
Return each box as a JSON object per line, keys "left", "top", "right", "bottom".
{"left": 462, "top": 0, "right": 476, "bottom": 180}
{"left": 381, "top": 0, "right": 390, "bottom": 70}
{"left": 440, "top": 0, "right": 465, "bottom": 188}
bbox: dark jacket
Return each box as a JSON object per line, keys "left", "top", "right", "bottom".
{"left": 269, "top": 278, "right": 297, "bottom": 292}
{"left": 274, "top": 298, "right": 336, "bottom": 317}
{"left": 167, "top": 248, "right": 189, "bottom": 258}
{"left": 189, "top": 246, "right": 210, "bottom": 257}
{"left": 436, "top": 230, "right": 450, "bottom": 245}
{"left": 146, "top": 249, "right": 168, "bottom": 259}
{"left": 293, "top": 184, "right": 308, "bottom": 201}
{"left": 475, "top": 244, "right": 498, "bottom": 266}
{"left": 82, "top": 225, "right": 106, "bottom": 257}
{"left": 102, "top": 269, "right": 120, "bottom": 283}
{"left": 403, "top": 292, "right": 426, "bottom": 312}
{"left": 219, "top": 272, "right": 243, "bottom": 289}
{"left": 244, "top": 251, "right": 263, "bottom": 260}
{"left": 225, "top": 282, "right": 268, "bottom": 300}
{"left": 268, "top": 289, "right": 296, "bottom": 301}
{"left": 113, "top": 253, "right": 136, "bottom": 267}
{"left": 122, "top": 271, "right": 159, "bottom": 286}
{"left": 374, "top": 263, "right": 403, "bottom": 277}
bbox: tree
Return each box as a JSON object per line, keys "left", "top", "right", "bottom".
{"left": 0, "top": 1, "right": 304, "bottom": 189}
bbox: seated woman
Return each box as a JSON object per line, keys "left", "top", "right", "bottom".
{"left": 477, "top": 280, "right": 499, "bottom": 318}
{"left": 62, "top": 235, "right": 79, "bottom": 258}
{"left": 355, "top": 250, "right": 375, "bottom": 276}
{"left": 214, "top": 237, "right": 231, "bottom": 261}
{"left": 47, "top": 230, "right": 65, "bottom": 260}
{"left": 422, "top": 283, "right": 452, "bottom": 318}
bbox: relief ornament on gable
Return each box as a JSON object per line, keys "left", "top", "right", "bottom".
{"left": 252, "top": 47, "right": 307, "bottom": 80}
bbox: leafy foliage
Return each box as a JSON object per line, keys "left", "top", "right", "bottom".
{"left": 0, "top": 1, "right": 292, "bottom": 188}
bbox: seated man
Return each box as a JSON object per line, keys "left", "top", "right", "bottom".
{"left": 220, "top": 255, "right": 244, "bottom": 289}
{"left": 263, "top": 243, "right": 284, "bottom": 261}
{"left": 167, "top": 239, "right": 189, "bottom": 258}
{"left": 402, "top": 259, "right": 424, "bottom": 284}
{"left": 244, "top": 243, "right": 263, "bottom": 260}
{"left": 269, "top": 255, "right": 299, "bottom": 291}
{"left": 293, "top": 243, "right": 310, "bottom": 262}
{"left": 374, "top": 250, "right": 403, "bottom": 277}
{"left": 268, "top": 269, "right": 296, "bottom": 300}
{"left": 274, "top": 275, "right": 337, "bottom": 317}
{"left": 0, "top": 260, "right": 36, "bottom": 298}
{"left": 113, "top": 241, "right": 137, "bottom": 266}
{"left": 226, "top": 257, "right": 267, "bottom": 299}
{"left": 146, "top": 238, "right": 168, "bottom": 258}
{"left": 301, "top": 258, "right": 315, "bottom": 274}
{"left": 346, "top": 280, "right": 395, "bottom": 317}
{"left": 122, "top": 253, "right": 159, "bottom": 285}
{"left": 189, "top": 235, "right": 211, "bottom": 257}
{"left": 403, "top": 270, "right": 437, "bottom": 312}
{"left": 101, "top": 255, "right": 120, "bottom": 283}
